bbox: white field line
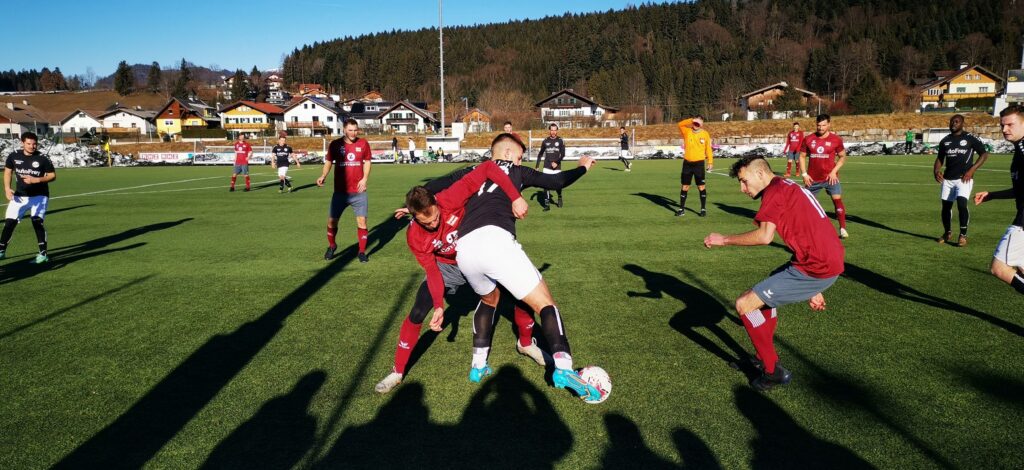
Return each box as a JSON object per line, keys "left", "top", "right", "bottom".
{"left": 844, "top": 161, "right": 1002, "bottom": 172}
{"left": 706, "top": 170, "right": 1003, "bottom": 187}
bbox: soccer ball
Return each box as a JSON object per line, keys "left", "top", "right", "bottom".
{"left": 577, "top": 365, "right": 611, "bottom": 404}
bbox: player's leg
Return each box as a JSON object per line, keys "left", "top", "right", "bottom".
{"left": 243, "top": 165, "right": 251, "bottom": 191}
{"left": 696, "top": 165, "right": 707, "bottom": 217}
{"left": 939, "top": 180, "right": 954, "bottom": 242}
{"left": 735, "top": 289, "right": 781, "bottom": 380}
{"left": 784, "top": 153, "right": 793, "bottom": 177}
{"left": 992, "top": 226, "right": 1024, "bottom": 294}
{"left": 28, "top": 197, "right": 48, "bottom": 263}
{"left": 0, "top": 198, "right": 30, "bottom": 259}
{"left": 377, "top": 281, "right": 433, "bottom": 393}
{"left": 352, "top": 192, "right": 369, "bottom": 262}
{"left": 827, "top": 183, "right": 848, "bottom": 237}
{"left": 513, "top": 300, "right": 547, "bottom": 365}
{"left": 230, "top": 166, "right": 239, "bottom": 191}
{"left": 325, "top": 193, "right": 345, "bottom": 260}
{"left": 956, "top": 179, "right": 973, "bottom": 246}
{"left": 469, "top": 288, "right": 501, "bottom": 382}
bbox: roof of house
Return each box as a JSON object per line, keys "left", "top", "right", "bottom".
{"left": 98, "top": 107, "right": 158, "bottom": 120}
{"left": 740, "top": 81, "right": 816, "bottom": 99}
{"left": 533, "top": 88, "right": 620, "bottom": 112}
{"left": 457, "top": 108, "right": 491, "bottom": 121}
{"left": 0, "top": 101, "right": 54, "bottom": 125}
{"left": 915, "top": 65, "right": 1004, "bottom": 92}
{"left": 57, "top": 108, "right": 104, "bottom": 125}
{"left": 282, "top": 95, "right": 341, "bottom": 115}
{"left": 376, "top": 100, "right": 437, "bottom": 122}
{"left": 220, "top": 100, "right": 285, "bottom": 115}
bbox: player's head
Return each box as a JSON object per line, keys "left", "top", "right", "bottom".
{"left": 549, "top": 123, "right": 558, "bottom": 137}
{"left": 491, "top": 132, "right": 526, "bottom": 165}
{"left": 792, "top": 122, "right": 800, "bottom": 130}
{"left": 730, "top": 156, "right": 774, "bottom": 199}
{"left": 20, "top": 131, "right": 37, "bottom": 153}
{"left": 619, "top": 126, "right": 626, "bottom": 134}
{"left": 278, "top": 136, "right": 286, "bottom": 145}
{"left": 503, "top": 121, "right": 512, "bottom": 132}
{"left": 693, "top": 115, "right": 705, "bottom": 128}
{"left": 405, "top": 186, "right": 440, "bottom": 231}
{"left": 815, "top": 114, "right": 831, "bottom": 134}
{"left": 949, "top": 114, "right": 965, "bottom": 134}
{"left": 1000, "top": 105, "right": 1024, "bottom": 142}
{"left": 343, "top": 118, "right": 359, "bottom": 141}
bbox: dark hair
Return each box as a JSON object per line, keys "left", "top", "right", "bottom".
{"left": 729, "top": 155, "right": 770, "bottom": 178}
{"left": 816, "top": 113, "right": 831, "bottom": 123}
{"left": 492, "top": 132, "right": 526, "bottom": 151}
{"left": 1000, "top": 104, "right": 1024, "bottom": 119}
{"left": 793, "top": 122, "right": 800, "bottom": 126}
{"left": 20, "top": 131, "right": 38, "bottom": 142}
{"left": 619, "top": 126, "right": 626, "bottom": 130}
{"left": 503, "top": 121, "right": 512, "bottom": 126}
{"left": 405, "top": 186, "right": 436, "bottom": 215}
{"left": 549, "top": 123, "right": 558, "bottom": 130}
{"left": 344, "top": 118, "right": 358, "bottom": 127}
{"left": 694, "top": 115, "right": 705, "bottom": 120}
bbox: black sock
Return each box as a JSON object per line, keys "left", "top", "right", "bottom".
{"left": 956, "top": 197, "right": 969, "bottom": 236}
{"left": 280, "top": 180, "right": 285, "bottom": 189}
{"left": 30, "top": 217, "right": 46, "bottom": 255}
{"left": 538, "top": 305, "right": 570, "bottom": 355}
{"left": 556, "top": 189, "right": 562, "bottom": 201}
{"left": 679, "top": 190, "right": 688, "bottom": 212}
{"left": 699, "top": 189, "right": 707, "bottom": 210}
{"left": 0, "top": 218, "right": 17, "bottom": 250}
{"left": 472, "top": 301, "right": 497, "bottom": 348}
{"left": 1012, "top": 275, "right": 1024, "bottom": 295}
{"left": 941, "top": 200, "right": 953, "bottom": 233}
{"left": 544, "top": 190, "right": 551, "bottom": 205}
{"left": 285, "top": 178, "right": 292, "bottom": 187}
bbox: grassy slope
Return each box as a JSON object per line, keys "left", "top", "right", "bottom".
{"left": 0, "top": 157, "right": 1021, "bottom": 468}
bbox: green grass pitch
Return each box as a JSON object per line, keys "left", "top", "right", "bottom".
{"left": 1, "top": 156, "right": 1021, "bottom": 468}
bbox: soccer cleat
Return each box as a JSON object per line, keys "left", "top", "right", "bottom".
{"left": 32, "top": 253, "right": 49, "bottom": 264}
{"left": 674, "top": 209, "right": 685, "bottom": 217}
{"left": 516, "top": 338, "right": 550, "bottom": 366}
{"left": 358, "top": 252, "right": 369, "bottom": 263}
{"left": 783, "top": 172, "right": 791, "bottom": 178}
{"left": 324, "top": 246, "right": 337, "bottom": 260}
{"left": 287, "top": 186, "right": 292, "bottom": 193}
{"left": 543, "top": 205, "right": 551, "bottom": 212}
{"left": 839, "top": 228, "right": 849, "bottom": 239}
{"left": 468, "top": 364, "right": 493, "bottom": 383}
{"left": 553, "top": 368, "right": 602, "bottom": 403}
{"left": 937, "top": 231, "right": 952, "bottom": 244}
{"left": 699, "top": 209, "right": 707, "bottom": 217}
{"left": 556, "top": 198, "right": 563, "bottom": 208}
{"left": 278, "top": 188, "right": 284, "bottom": 194}
{"left": 751, "top": 364, "right": 793, "bottom": 391}
{"left": 244, "top": 188, "right": 250, "bottom": 192}
{"left": 957, "top": 235, "right": 968, "bottom": 247}
{"left": 229, "top": 187, "right": 235, "bottom": 192}
{"left": 374, "top": 372, "right": 403, "bottom": 394}
{"left": 0, "top": 250, "right": 5, "bottom": 260}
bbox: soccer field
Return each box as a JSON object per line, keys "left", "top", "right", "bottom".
{"left": 1, "top": 156, "right": 1021, "bottom": 469}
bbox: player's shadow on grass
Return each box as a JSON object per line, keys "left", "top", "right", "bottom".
{"left": 600, "top": 413, "right": 722, "bottom": 469}
{"left": 200, "top": 370, "right": 326, "bottom": 470}
{"left": 735, "top": 386, "right": 875, "bottom": 468}
{"left": 314, "top": 366, "right": 572, "bottom": 468}
{"left": 288, "top": 183, "right": 318, "bottom": 193}
{"left": 0, "top": 218, "right": 192, "bottom": 285}
{"left": 633, "top": 192, "right": 680, "bottom": 213}
{"left": 843, "top": 262, "right": 1023, "bottom": 338}
{"left": 53, "top": 215, "right": 407, "bottom": 469}
{"left": 845, "top": 214, "right": 933, "bottom": 240}
{"left": 42, "top": 204, "right": 94, "bottom": 216}
{"left": 624, "top": 264, "right": 758, "bottom": 377}
{"left": 713, "top": 202, "right": 757, "bottom": 219}
{"left": 951, "top": 367, "right": 1024, "bottom": 411}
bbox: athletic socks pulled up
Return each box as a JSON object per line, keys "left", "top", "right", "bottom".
{"left": 1012, "top": 274, "right": 1024, "bottom": 295}
{"left": 393, "top": 317, "right": 422, "bottom": 375}
{"left": 679, "top": 190, "right": 688, "bottom": 213}
{"left": 0, "top": 218, "right": 16, "bottom": 249}
{"left": 956, "top": 197, "right": 970, "bottom": 236}
{"left": 538, "top": 305, "right": 570, "bottom": 356}
{"left": 326, "top": 226, "right": 338, "bottom": 249}
{"left": 30, "top": 217, "right": 46, "bottom": 255}
{"left": 244, "top": 175, "right": 251, "bottom": 190}
{"left": 833, "top": 199, "right": 847, "bottom": 229}
{"left": 357, "top": 228, "right": 368, "bottom": 254}
{"left": 513, "top": 303, "right": 535, "bottom": 347}
{"left": 941, "top": 200, "right": 954, "bottom": 234}
{"left": 230, "top": 174, "right": 237, "bottom": 189}
{"left": 699, "top": 189, "right": 707, "bottom": 211}
{"left": 472, "top": 302, "right": 497, "bottom": 348}
{"left": 742, "top": 307, "right": 779, "bottom": 374}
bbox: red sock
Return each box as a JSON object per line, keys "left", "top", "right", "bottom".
{"left": 833, "top": 199, "right": 847, "bottom": 229}
{"left": 357, "top": 227, "right": 368, "bottom": 254}
{"left": 230, "top": 175, "right": 237, "bottom": 188}
{"left": 513, "top": 303, "right": 535, "bottom": 347}
{"left": 327, "top": 226, "right": 338, "bottom": 248}
{"left": 742, "top": 307, "right": 779, "bottom": 374}
{"left": 393, "top": 317, "right": 422, "bottom": 374}
{"left": 785, "top": 161, "right": 792, "bottom": 173}
{"left": 245, "top": 175, "right": 251, "bottom": 189}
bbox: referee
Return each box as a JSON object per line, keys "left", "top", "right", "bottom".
{"left": 676, "top": 115, "right": 714, "bottom": 217}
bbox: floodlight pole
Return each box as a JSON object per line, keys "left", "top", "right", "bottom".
{"left": 438, "top": 0, "right": 446, "bottom": 137}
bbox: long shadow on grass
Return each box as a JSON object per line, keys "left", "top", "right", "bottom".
{"left": 43, "top": 204, "right": 94, "bottom": 216}
{"left": 843, "top": 263, "right": 1023, "bottom": 337}
{"left": 200, "top": 371, "right": 326, "bottom": 469}
{"left": 633, "top": 192, "right": 680, "bottom": 213}
{"left": 0, "top": 219, "right": 192, "bottom": 285}
{"left": 403, "top": 282, "right": 486, "bottom": 375}
{"left": 735, "top": 386, "right": 875, "bottom": 468}
{"left": 951, "top": 367, "right": 1024, "bottom": 411}
{"left": 0, "top": 275, "right": 154, "bottom": 341}
{"left": 314, "top": 366, "right": 571, "bottom": 468}
{"left": 53, "top": 215, "right": 406, "bottom": 469}
{"left": 713, "top": 202, "right": 757, "bottom": 219}
{"left": 288, "top": 183, "right": 318, "bottom": 193}
{"left": 845, "top": 215, "right": 933, "bottom": 240}
{"left": 600, "top": 413, "right": 722, "bottom": 469}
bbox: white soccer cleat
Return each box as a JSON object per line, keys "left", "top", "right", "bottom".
{"left": 374, "top": 372, "right": 403, "bottom": 394}
{"left": 839, "top": 228, "right": 849, "bottom": 239}
{"left": 516, "top": 338, "right": 551, "bottom": 366}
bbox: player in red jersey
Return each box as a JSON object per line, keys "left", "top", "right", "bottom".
{"left": 229, "top": 134, "right": 252, "bottom": 192}
{"left": 782, "top": 122, "right": 803, "bottom": 178}
{"left": 798, "top": 114, "right": 849, "bottom": 238}
{"left": 375, "top": 160, "right": 541, "bottom": 393}
{"left": 704, "top": 156, "right": 845, "bottom": 391}
{"left": 317, "top": 119, "right": 373, "bottom": 262}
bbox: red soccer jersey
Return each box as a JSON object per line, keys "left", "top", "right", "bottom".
{"left": 406, "top": 160, "right": 521, "bottom": 308}
{"left": 755, "top": 177, "right": 845, "bottom": 278}
{"left": 234, "top": 141, "right": 252, "bottom": 165}
{"left": 799, "top": 132, "right": 844, "bottom": 182}
{"left": 326, "top": 137, "right": 372, "bottom": 193}
{"left": 785, "top": 131, "right": 804, "bottom": 153}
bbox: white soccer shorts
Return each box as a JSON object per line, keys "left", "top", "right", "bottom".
{"left": 277, "top": 166, "right": 289, "bottom": 178}
{"left": 940, "top": 178, "right": 973, "bottom": 202}
{"left": 993, "top": 225, "right": 1024, "bottom": 268}
{"left": 455, "top": 225, "right": 543, "bottom": 299}
{"left": 5, "top": 195, "right": 48, "bottom": 220}
{"left": 620, "top": 150, "right": 631, "bottom": 159}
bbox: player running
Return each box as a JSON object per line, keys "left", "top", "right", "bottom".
{"left": 676, "top": 115, "right": 713, "bottom": 217}
{"left": 934, "top": 114, "right": 989, "bottom": 246}
{"left": 704, "top": 156, "right": 845, "bottom": 391}
{"left": 783, "top": 122, "right": 803, "bottom": 178}
{"left": 0, "top": 132, "right": 56, "bottom": 264}
{"left": 230, "top": 134, "right": 252, "bottom": 192}
{"left": 534, "top": 123, "right": 566, "bottom": 211}
{"left": 974, "top": 105, "right": 1024, "bottom": 295}
{"left": 619, "top": 126, "right": 632, "bottom": 172}
{"left": 271, "top": 135, "right": 301, "bottom": 193}
{"left": 317, "top": 119, "right": 372, "bottom": 263}
{"left": 799, "top": 114, "right": 849, "bottom": 238}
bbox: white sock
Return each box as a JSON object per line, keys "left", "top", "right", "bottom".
{"left": 553, "top": 352, "right": 573, "bottom": 370}
{"left": 472, "top": 347, "right": 490, "bottom": 369}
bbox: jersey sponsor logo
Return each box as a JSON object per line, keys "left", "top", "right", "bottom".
{"left": 960, "top": 140, "right": 968, "bottom": 146}
{"left": 398, "top": 341, "right": 410, "bottom": 350}
{"left": 347, "top": 152, "right": 356, "bottom": 161}
{"left": 31, "top": 161, "right": 39, "bottom": 168}
{"left": 944, "top": 141, "right": 952, "bottom": 146}
{"left": 816, "top": 146, "right": 825, "bottom": 154}
{"left": 445, "top": 214, "right": 459, "bottom": 226}
{"left": 825, "top": 141, "right": 833, "bottom": 147}
{"left": 762, "top": 289, "right": 774, "bottom": 299}
{"left": 13, "top": 159, "right": 22, "bottom": 165}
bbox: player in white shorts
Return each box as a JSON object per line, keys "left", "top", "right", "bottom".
{"left": 974, "top": 104, "right": 1024, "bottom": 295}
{"left": 1, "top": 132, "right": 56, "bottom": 264}
{"left": 933, "top": 114, "right": 989, "bottom": 246}
{"left": 271, "top": 135, "right": 301, "bottom": 193}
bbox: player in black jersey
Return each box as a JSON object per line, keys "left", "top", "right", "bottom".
{"left": 933, "top": 115, "right": 989, "bottom": 246}
{"left": 618, "top": 127, "right": 632, "bottom": 171}
{"left": 534, "top": 124, "right": 566, "bottom": 210}
{"left": 1, "top": 132, "right": 56, "bottom": 264}
{"left": 271, "top": 135, "right": 301, "bottom": 193}
{"left": 975, "top": 105, "right": 1024, "bottom": 295}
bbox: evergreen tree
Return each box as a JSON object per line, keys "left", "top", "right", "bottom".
{"left": 171, "top": 58, "right": 193, "bottom": 99}
{"left": 230, "top": 69, "right": 249, "bottom": 102}
{"left": 114, "top": 61, "right": 135, "bottom": 96}
{"left": 146, "top": 62, "right": 162, "bottom": 93}
{"left": 849, "top": 72, "right": 892, "bottom": 114}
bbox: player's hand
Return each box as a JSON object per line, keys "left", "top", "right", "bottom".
{"left": 428, "top": 307, "right": 445, "bottom": 332}
{"left": 707, "top": 165, "right": 714, "bottom": 172}
{"left": 934, "top": 171, "right": 943, "bottom": 183}
{"left": 550, "top": 161, "right": 557, "bottom": 169}
{"left": 3, "top": 188, "right": 12, "bottom": 201}
{"left": 827, "top": 172, "right": 839, "bottom": 185}
{"left": 974, "top": 191, "right": 989, "bottom": 205}
{"left": 357, "top": 179, "right": 367, "bottom": 193}
{"left": 511, "top": 197, "right": 529, "bottom": 219}
{"left": 578, "top": 156, "right": 596, "bottom": 171}
{"left": 316, "top": 176, "right": 326, "bottom": 187}
{"left": 962, "top": 170, "right": 974, "bottom": 183}
{"left": 394, "top": 207, "right": 410, "bottom": 219}
{"left": 808, "top": 293, "right": 826, "bottom": 311}
{"left": 801, "top": 174, "right": 812, "bottom": 187}
{"left": 704, "top": 233, "right": 726, "bottom": 248}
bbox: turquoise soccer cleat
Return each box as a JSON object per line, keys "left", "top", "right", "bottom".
{"left": 553, "top": 368, "right": 602, "bottom": 403}
{"left": 32, "top": 253, "right": 49, "bottom": 264}
{"left": 468, "top": 364, "right": 492, "bottom": 383}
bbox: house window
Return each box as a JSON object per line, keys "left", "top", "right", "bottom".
{"left": 78, "top": 113, "right": 85, "bottom": 118}
{"left": 112, "top": 123, "right": 120, "bottom": 128}
{"left": 327, "top": 116, "right": 333, "bottom": 122}
{"left": 165, "top": 120, "right": 173, "bottom": 125}
{"left": 131, "top": 123, "right": 137, "bottom": 128}
{"left": 956, "top": 87, "right": 966, "bottom": 93}
{"left": 980, "top": 86, "right": 989, "bottom": 93}
{"left": 312, "top": 116, "right": 319, "bottom": 122}
{"left": 304, "top": 103, "right": 308, "bottom": 109}
{"left": 292, "top": 116, "right": 298, "bottom": 122}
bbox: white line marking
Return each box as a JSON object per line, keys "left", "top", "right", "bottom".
{"left": 706, "top": 171, "right": 1001, "bottom": 186}
{"left": 845, "top": 161, "right": 1002, "bottom": 172}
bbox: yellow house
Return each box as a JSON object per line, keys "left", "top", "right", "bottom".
{"left": 155, "top": 97, "right": 220, "bottom": 137}
{"left": 917, "top": 65, "right": 1002, "bottom": 109}
{"left": 219, "top": 101, "right": 284, "bottom": 135}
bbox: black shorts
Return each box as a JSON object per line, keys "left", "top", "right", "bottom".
{"left": 681, "top": 161, "right": 706, "bottom": 186}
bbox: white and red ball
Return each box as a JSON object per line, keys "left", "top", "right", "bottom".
{"left": 577, "top": 366, "right": 611, "bottom": 404}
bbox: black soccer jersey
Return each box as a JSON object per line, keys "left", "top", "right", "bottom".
{"left": 937, "top": 132, "right": 987, "bottom": 180}
{"left": 1011, "top": 138, "right": 1023, "bottom": 227}
{"left": 272, "top": 145, "right": 293, "bottom": 167}
{"left": 536, "top": 137, "right": 565, "bottom": 170}
{"left": 620, "top": 134, "right": 629, "bottom": 150}
{"left": 4, "top": 150, "right": 55, "bottom": 197}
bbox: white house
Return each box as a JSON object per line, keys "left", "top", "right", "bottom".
{"left": 377, "top": 100, "right": 439, "bottom": 133}
{"left": 283, "top": 96, "right": 343, "bottom": 136}
{"left": 535, "top": 88, "right": 619, "bottom": 129}
{"left": 0, "top": 101, "right": 52, "bottom": 137}
{"left": 58, "top": 109, "right": 103, "bottom": 134}
{"left": 99, "top": 107, "right": 156, "bottom": 135}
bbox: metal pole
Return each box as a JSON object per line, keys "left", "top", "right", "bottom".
{"left": 438, "top": 0, "right": 445, "bottom": 137}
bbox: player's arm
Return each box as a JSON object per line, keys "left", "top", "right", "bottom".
{"left": 974, "top": 188, "right": 1015, "bottom": 205}
{"left": 534, "top": 145, "right": 543, "bottom": 169}
{"left": 556, "top": 139, "right": 565, "bottom": 168}
{"left": 677, "top": 118, "right": 694, "bottom": 136}
{"left": 799, "top": 150, "right": 811, "bottom": 186}
{"left": 357, "top": 158, "right": 371, "bottom": 193}
{"left": 292, "top": 149, "right": 301, "bottom": 168}
{"left": 438, "top": 160, "right": 527, "bottom": 218}
{"left": 828, "top": 149, "right": 847, "bottom": 184}
{"left": 521, "top": 157, "right": 594, "bottom": 190}
{"left": 316, "top": 150, "right": 333, "bottom": 187}
{"left": 705, "top": 135, "right": 714, "bottom": 170}
{"left": 3, "top": 167, "right": 13, "bottom": 201}
{"left": 933, "top": 153, "right": 945, "bottom": 183}
{"left": 24, "top": 159, "right": 56, "bottom": 184}
{"left": 704, "top": 221, "right": 776, "bottom": 248}
{"left": 424, "top": 166, "right": 474, "bottom": 194}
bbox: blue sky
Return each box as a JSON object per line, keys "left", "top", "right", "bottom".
{"left": 7, "top": 0, "right": 648, "bottom": 78}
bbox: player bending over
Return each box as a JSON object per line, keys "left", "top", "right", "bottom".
{"left": 934, "top": 114, "right": 989, "bottom": 246}
{"left": 974, "top": 105, "right": 1024, "bottom": 295}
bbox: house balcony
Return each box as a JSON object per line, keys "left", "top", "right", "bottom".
{"left": 224, "top": 122, "right": 272, "bottom": 130}
{"left": 287, "top": 121, "right": 331, "bottom": 129}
